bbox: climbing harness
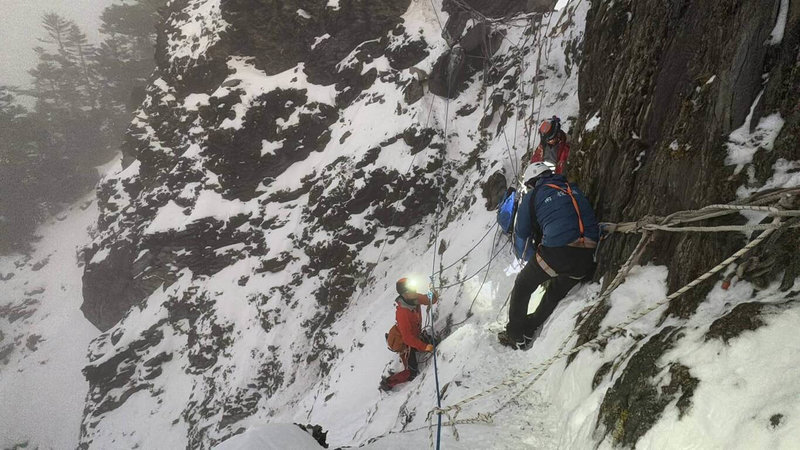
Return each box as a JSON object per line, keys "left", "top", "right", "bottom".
{"left": 544, "top": 182, "right": 592, "bottom": 246}
{"left": 383, "top": 189, "right": 800, "bottom": 449}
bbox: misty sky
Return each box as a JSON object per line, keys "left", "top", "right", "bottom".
{"left": 0, "top": 0, "right": 117, "bottom": 89}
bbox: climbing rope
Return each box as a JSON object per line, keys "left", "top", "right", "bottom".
{"left": 526, "top": 10, "right": 556, "bottom": 181}
{"left": 425, "top": 7, "right": 459, "bottom": 445}
{"left": 434, "top": 223, "right": 498, "bottom": 275}
{"left": 426, "top": 0, "right": 572, "bottom": 278}
{"left": 421, "top": 220, "right": 784, "bottom": 437}
{"left": 349, "top": 87, "right": 442, "bottom": 310}
{"left": 406, "top": 190, "right": 799, "bottom": 445}
{"left": 449, "top": 225, "right": 506, "bottom": 328}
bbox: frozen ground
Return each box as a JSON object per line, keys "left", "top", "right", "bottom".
{"left": 0, "top": 191, "right": 100, "bottom": 448}
{"left": 3, "top": 1, "right": 799, "bottom": 449}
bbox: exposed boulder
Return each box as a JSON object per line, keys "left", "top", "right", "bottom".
{"left": 81, "top": 244, "right": 140, "bottom": 331}
{"left": 429, "top": 23, "right": 506, "bottom": 98}
{"left": 481, "top": 170, "right": 508, "bottom": 210}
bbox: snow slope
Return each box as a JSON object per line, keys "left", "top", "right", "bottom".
{"left": 0, "top": 192, "right": 100, "bottom": 448}
{"left": 57, "top": 0, "right": 800, "bottom": 449}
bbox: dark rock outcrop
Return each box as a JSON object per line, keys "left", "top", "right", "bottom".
{"left": 596, "top": 327, "right": 698, "bottom": 448}
{"left": 705, "top": 301, "right": 767, "bottom": 343}
{"left": 429, "top": 19, "right": 506, "bottom": 98}
{"left": 79, "top": 0, "right": 466, "bottom": 445}
{"left": 575, "top": 0, "right": 800, "bottom": 319}
{"left": 82, "top": 245, "right": 140, "bottom": 331}
{"left": 578, "top": 1, "right": 800, "bottom": 445}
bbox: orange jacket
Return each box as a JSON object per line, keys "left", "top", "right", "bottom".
{"left": 395, "top": 293, "right": 437, "bottom": 351}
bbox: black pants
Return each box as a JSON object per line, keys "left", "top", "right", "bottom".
{"left": 506, "top": 246, "right": 595, "bottom": 341}
{"left": 407, "top": 331, "right": 433, "bottom": 380}
{"left": 408, "top": 349, "right": 419, "bottom": 378}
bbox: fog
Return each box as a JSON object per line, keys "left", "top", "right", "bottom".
{"left": 0, "top": 0, "right": 117, "bottom": 89}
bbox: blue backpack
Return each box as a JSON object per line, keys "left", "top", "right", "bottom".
{"left": 497, "top": 187, "right": 518, "bottom": 234}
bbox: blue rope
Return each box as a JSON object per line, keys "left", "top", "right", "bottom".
{"left": 427, "top": 8, "right": 456, "bottom": 445}
{"left": 427, "top": 284, "right": 443, "bottom": 450}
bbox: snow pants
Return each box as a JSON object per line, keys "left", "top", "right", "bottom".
{"left": 506, "top": 246, "right": 596, "bottom": 341}
{"left": 385, "top": 332, "right": 433, "bottom": 388}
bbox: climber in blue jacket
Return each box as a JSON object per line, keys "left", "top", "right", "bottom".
{"left": 499, "top": 162, "right": 599, "bottom": 350}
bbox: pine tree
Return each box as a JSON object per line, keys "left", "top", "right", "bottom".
{"left": 0, "top": 87, "right": 47, "bottom": 252}
{"left": 0, "top": 3, "right": 165, "bottom": 252}
{"left": 95, "top": 0, "right": 166, "bottom": 133}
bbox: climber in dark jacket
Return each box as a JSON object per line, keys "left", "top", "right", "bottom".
{"left": 499, "top": 162, "right": 599, "bottom": 350}
{"left": 381, "top": 278, "right": 438, "bottom": 390}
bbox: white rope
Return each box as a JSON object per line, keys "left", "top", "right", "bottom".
{"left": 414, "top": 192, "right": 798, "bottom": 440}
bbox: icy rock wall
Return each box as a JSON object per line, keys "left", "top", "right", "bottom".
{"left": 72, "top": 0, "right": 800, "bottom": 447}
{"left": 570, "top": 0, "right": 800, "bottom": 445}
{"left": 77, "top": 0, "right": 573, "bottom": 447}
{"left": 574, "top": 0, "right": 800, "bottom": 317}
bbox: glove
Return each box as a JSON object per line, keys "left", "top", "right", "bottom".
{"left": 424, "top": 344, "right": 434, "bottom": 352}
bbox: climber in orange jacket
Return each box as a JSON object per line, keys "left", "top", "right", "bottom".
{"left": 381, "top": 278, "right": 439, "bottom": 390}
{"left": 531, "top": 116, "right": 570, "bottom": 175}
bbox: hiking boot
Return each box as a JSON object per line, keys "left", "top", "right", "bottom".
{"left": 498, "top": 331, "right": 534, "bottom": 350}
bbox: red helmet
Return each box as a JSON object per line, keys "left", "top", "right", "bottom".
{"left": 396, "top": 278, "right": 414, "bottom": 295}
{"left": 538, "top": 116, "right": 561, "bottom": 143}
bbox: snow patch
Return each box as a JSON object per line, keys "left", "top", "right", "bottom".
{"left": 89, "top": 247, "right": 111, "bottom": 265}
{"left": 184, "top": 93, "right": 211, "bottom": 111}
{"left": 669, "top": 140, "right": 680, "bottom": 151}
{"left": 585, "top": 112, "right": 601, "bottom": 132}
{"left": 769, "top": 0, "right": 789, "bottom": 45}
{"left": 165, "top": 0, "right": 229, "bottom": 63}
{"left": 144, "top": 190, "right": 259, "bottom": 234}
{"left": 633, "top": 149, "right": 646, "bottom": 173}
{"left": 214, "top": 58, "right": 336, "bottom": 130}
{"left": 737, "top": 158, "right": 800, "bottom": 198}
{"left": 144, "top": 200, "right": 188, "bottom": 234}
{"left": 726, "top": 103, "right": 785, "bottom": 172}
{"left": 214, "top": 424, "right": 323, "bottom": 449}
{"left": 261, "top": 139, "right": 285, "bottom": 157}
{"left": 311, "top": 33, "right": 331, "bottom": 50}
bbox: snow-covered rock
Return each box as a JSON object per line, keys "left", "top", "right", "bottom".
{"left": 4, "top": 0, "right": 793, "bottom": 449}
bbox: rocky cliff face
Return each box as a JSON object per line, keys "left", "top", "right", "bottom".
{"left": 76, "top": 0, "right": 800, "bottom": 448}
{"left": 573, "top": 0, "right": 800, "bottom": 444}
{"left": 576, "top": 0, "right": 799, "bottom": 311}
{"left": 78, "top": 0, "right": 571, "bottom": 447}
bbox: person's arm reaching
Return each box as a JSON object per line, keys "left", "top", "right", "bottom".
{"left": 416, "top": 292, "right": 438, "bottom": 306}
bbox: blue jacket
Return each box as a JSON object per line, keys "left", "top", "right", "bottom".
{"left": 513, "top": 174, "right": 599, "bottom": 259}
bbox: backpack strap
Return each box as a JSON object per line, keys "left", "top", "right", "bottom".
{"left": 543, "top": 182, "right": 597, "bottom": 248}
{"left": 545, "top": 182, "right": 585, "bottom": 240}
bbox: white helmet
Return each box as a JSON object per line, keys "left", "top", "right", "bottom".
{"left": 522, "top": 162, "right": 553, "bottom": 186}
